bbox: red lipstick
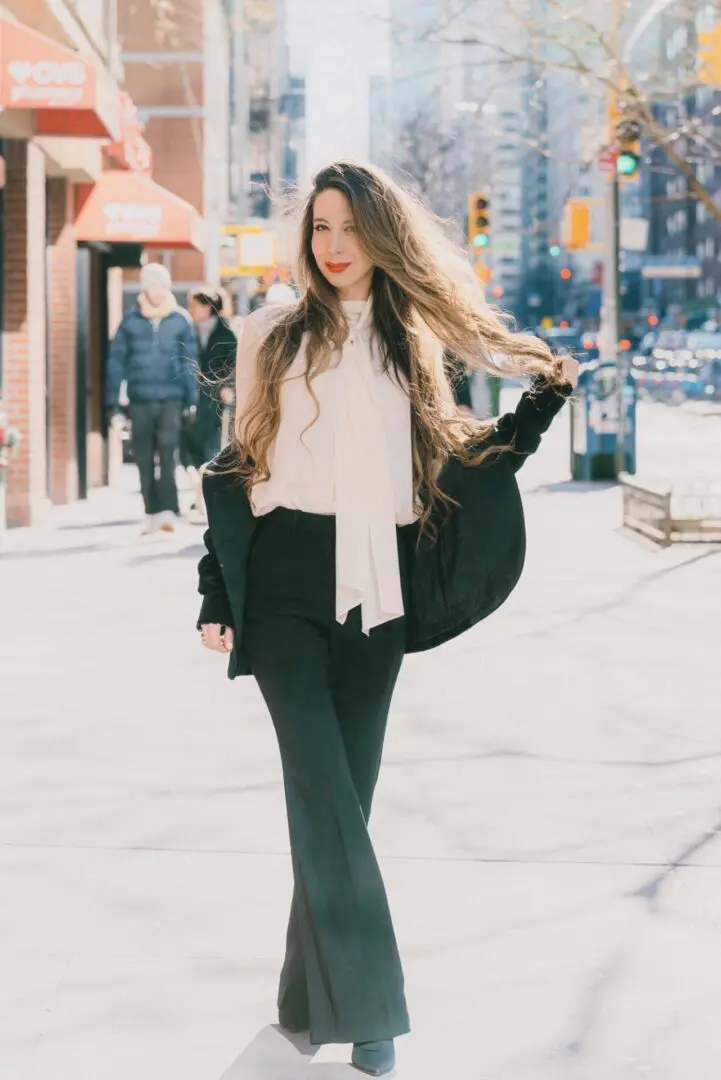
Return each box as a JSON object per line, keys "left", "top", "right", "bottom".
{"left": 326, "top": 262, "right": 351, "bottom": 274}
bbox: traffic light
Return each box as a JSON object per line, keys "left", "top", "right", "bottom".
{"left": 617, "top": 138, "right": 641, "bottom": 178}
{"left": 467, "top": 191, "right": 490, "bottom": 250}
{"left": 560, "top": 267, "right": 572, "bottom": 281}
{"left": 608, "top": 83, "right": 642, "bottom": 181}
{"left": 549, "top": 243, "right": 561, "bottom": 258}
{"left": 616, "top": 116, "right": 642, "bottom": 180}
{"left": 699, "top": 23, "right": 721, "bottom": 85}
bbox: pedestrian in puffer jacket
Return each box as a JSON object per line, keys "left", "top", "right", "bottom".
{"left": 106, "top": 262, "right": 199, "bottom": 534}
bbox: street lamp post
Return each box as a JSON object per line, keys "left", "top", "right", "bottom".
{"left": 600, "top": 0, "right": 629, "bottom": 480}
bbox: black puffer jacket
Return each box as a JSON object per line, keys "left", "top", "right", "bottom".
{"left": 106, "top": 306, "right": 199, "bottom": 407}
{"left": 196, "top": 379, "right": 572, "bottom": 678}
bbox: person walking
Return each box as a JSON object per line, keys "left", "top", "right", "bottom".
{"left": 106, "top": 263, "right": 198, "bottom": 534}
{"left": 184, "top": 286, "right": 237, "bottom": 523}
{"left": 195, "top": 161, "right": 579, "bottom": 1075}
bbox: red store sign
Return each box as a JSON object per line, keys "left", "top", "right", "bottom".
{"left": 106, "top": 91, "right": 153, "bottom": 176}
{"left": 0, "top": 16, "right": 120, "bottom": 138}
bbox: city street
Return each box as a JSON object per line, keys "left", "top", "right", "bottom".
{"left": 2, "top": 399, "right": 720, "bottom": 1080}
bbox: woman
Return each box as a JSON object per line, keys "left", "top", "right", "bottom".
{"left": 196, "top": 162, "right": 578, "bottom": 1075}
{"left": 184, "top": 286, "right": 237, "bottom": 521}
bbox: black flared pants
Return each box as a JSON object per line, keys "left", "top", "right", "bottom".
{"left": 244, "top": 508, "right": 411, "bottom": 1046}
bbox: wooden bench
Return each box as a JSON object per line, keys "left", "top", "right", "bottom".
{"left": 620, "top": 475, "right": 721, "bottom": 545}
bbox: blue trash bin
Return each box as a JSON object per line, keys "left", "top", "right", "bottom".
{"left": 570, "top": 361, "right": 637, "bottom": 481}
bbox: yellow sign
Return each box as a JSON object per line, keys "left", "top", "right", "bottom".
{"left": 222, "top": 224, "right": 265, "bottom": 235}
{"left": 562, "top": 200, "right": 591, "bottom": 251}
{"left": 220, "top": 265, "right": 271, "bottom": 278}
{"left": 220, "top": 224, "right": 277, "bottom": 276}
{"left": 699, "top": 24, "right": 721, "bottom": 85}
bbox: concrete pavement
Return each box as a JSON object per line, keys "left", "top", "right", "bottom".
{"left": 1, "top": 401, "right": 720, "bottom": 1080}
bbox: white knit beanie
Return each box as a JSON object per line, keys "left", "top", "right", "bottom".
{"left": 265, "top": 282, "right": 297, "bottom": 306}
{"left": 140, "top": 262, "right": 172, "bottom": 291}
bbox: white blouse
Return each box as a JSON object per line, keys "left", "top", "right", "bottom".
{"left": 234, "top": 297, "right": 416, "bottom": 634}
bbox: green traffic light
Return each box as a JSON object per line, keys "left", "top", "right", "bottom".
{"left": 549, "top": 244, "right": 561, "bottom": 257}
{"left": 473, "top": 234, "right": 489, "bottom": 249}
{"left": 617, "top": 152, "right": 639, "bottom": 176}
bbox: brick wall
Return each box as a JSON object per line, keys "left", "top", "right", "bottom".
{"left": 46, "top": 177, "right": 78, "bottom": 505}
{"left": 4, "top": 141, "right": 48, "bottom": 527}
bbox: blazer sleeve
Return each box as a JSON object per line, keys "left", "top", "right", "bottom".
{"left": 197, "top": 527, "right": 235, "bottom": 630}
{"left": 487, "top": 377, "right": 573, "bottom": 472}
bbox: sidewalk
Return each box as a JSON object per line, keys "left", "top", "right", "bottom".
{"left": 1, "top": 412, "right": 720, "bottom": 1080}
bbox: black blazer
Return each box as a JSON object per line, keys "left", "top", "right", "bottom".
{"left": 202, "top": 319, "right": 236, "bottom": 380}
{"left": 196, "top": 379, "right": 572, "bottom": 678}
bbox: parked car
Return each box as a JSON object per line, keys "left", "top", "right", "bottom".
{"left": 630, "top": 330, "right": 721, "bottom": 404}
{"left": 537, "top": 326, "right": 583, "bottom": 356}
{"left": 580, "top": 332, "right": 600, "bottom": 362}
{"left": 685, "top": 332, "right": 721, "bottom": 402}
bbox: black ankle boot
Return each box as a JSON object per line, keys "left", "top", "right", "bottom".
{"left": 351, "top": 1039, "right": 395, "bottom": 1076}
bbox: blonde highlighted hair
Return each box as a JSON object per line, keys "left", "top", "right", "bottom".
{"left": 231, "top": 161, "right": 563, "bottom": 531}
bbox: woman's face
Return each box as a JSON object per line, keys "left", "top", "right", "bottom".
{"left": 311, "top": 188, "right": 374, "bottom": 300}
{"left": 189, "top": 297, "right": 213, "bottom": 323}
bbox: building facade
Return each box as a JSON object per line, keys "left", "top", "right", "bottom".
{"left": 647, "top": 3, "right": 721, "bottom": 324}
{"left": 0, "top": 0, "right": 125, "bottom": 526}
{"left": 116, "top": 0, "right": 237, "bottom": 295}
{"left": 0, "top": 0, "right": 209, "bottom": 529}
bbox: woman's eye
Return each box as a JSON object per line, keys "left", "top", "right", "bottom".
{"left": 345, "top": 225, "right": 356, "bottom": 233}
{"left": 313, "top": 223, "right": 327, "bottom": 232}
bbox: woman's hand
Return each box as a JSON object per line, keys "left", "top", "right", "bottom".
{"left": 199, "top": 623, "right": 235, "bottom": 653}
{"left": 220, "top": 386, "right": 235, "bottom": 406}
{"left": 558, "top": 353, "right": 580, "bottom": 389}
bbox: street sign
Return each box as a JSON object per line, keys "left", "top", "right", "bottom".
{"left": 598, "top": 144, "right": 619, "bottom": 174}
{"left": 493, "top": 236, "right": 521, "bottom": 257}
{"left": 641, "top": 255, "right": 702, "bottom": 280}
{"left": 620, "top": 217, "right": 649, "bottom": 252}
{"left": 220, "top": 224, "right": 277, "bottom": 277}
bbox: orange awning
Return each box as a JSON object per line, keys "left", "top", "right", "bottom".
{"left": 0, "top": 16, "right": 119, "bottom": 139}
{"left": 75, "top": 171, "right": 205, "bottom": 251}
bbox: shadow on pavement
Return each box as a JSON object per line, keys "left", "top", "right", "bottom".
{"left": 127, "top": 543, "right": 204, "bottom": 566}
{"left": 630, "top": 813, "right": 721, "bottom": 911}
{"left": 525, "top": 479, "right": 617, "bottom": 495}
{"left": 0, "top": 542, "right": 118, "bottom": 560}
{"left": 59, "top": 519, "right": 140, "bottom": 531}
{"left": 517, "top": 546, "right": 721, "bottom": 638}
{"left": 219, "top": 1025, "right": 320, "bottom": 1079}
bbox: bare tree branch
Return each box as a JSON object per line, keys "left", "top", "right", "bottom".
{"left": 392, "top": 0, "right": 721, "bottom": 223}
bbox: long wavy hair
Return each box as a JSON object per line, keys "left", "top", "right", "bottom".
{"left": 231, "top": 161, "right": 563, "bottom": 531}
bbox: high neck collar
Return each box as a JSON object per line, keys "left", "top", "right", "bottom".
{"left": 340, "top": 294, "right": 373, "bottom": 334}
